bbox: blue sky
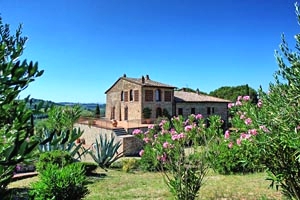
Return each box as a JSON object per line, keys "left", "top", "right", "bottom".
{"left": 1, "top": 0, "right": 298, "bottom": 103}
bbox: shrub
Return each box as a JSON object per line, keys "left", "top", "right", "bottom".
{"left": 81, "top": 162, "right": 98, "bottom": 175}
{"left": 134, "top": 114, "right": 223, "bottom": 200}
{"left": 36, "top": 150, "right": 74, "bottom": 172}
{"left": 30, "top": 162, "right": 89, "bottom": 200}
{"left": 122, "top": 158, "right": 138, "bottom": 173}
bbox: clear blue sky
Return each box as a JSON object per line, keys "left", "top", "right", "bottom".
{"left": 1, "top": 0, "right": 298, "bottom": 103}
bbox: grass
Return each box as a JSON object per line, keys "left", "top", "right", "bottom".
{"left": 8, "top": 167, "right": 282, "bottom": 200}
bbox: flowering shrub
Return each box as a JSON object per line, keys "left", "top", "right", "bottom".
{"left": 209, "top": 96, "right": 265, "bottom": 174}
{"left": 134, "top": 114, "right": 223, "bottom": 200}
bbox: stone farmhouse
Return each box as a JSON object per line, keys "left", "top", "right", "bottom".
{"left": 76, "top": 74, "right": 231, "bottom": 157}
{"left": 105, "top": 74, "right": 230, "bottom": 126}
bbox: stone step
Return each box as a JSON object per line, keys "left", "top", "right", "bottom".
{"left": 113, "top": 128, "right": 128, "bottom": 136}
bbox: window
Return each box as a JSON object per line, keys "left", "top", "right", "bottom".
{"left": 207, "top": 107, "right": 215, "bottom": 115}
{"left": 155, "top": 89, "right": 161, "bottom": 101}
{"left": 178, "top": 108, "right": 183, "bottom": 116}
{"left": 207, "top": 107, "right": 211, "bottom": 115}
{"left": 124, "top": 107, "right": 128, "bottom": 120}
{"left": 191, "top": 108, "right": 195, "bottom": 114}
{"left": 164, "top": 91, "right": 172, "bottom": 102}
{"left": 124, "top": 91, "right": 128, "bottom": 102}
{"left": 156, "top": 107, "right": 162, "bottom": 118}
{"left": 130, "top": 90, "right": 133, "bottom": 101}
{"left": 145, "top": 90, "right": 153, "bottom": 102}
{"left": 121, "top": 91, "right": 124, "bottom": 101}
{"left": 134, "top": 90, "right": 139, "bottom": 101}
{"left": 111, "top": 106, "right": 115, "bottom": 120}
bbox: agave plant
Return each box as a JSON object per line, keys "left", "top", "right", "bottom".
{"left": 87, "top": 133, "right": 124, "bottom": 170}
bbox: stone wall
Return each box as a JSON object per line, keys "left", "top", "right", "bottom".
{"left": 74, "top": 123, "right": 143, "bottom": 156}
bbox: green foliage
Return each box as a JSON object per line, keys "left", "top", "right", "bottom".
{"left": 95, "top": 104, "right": 100, "bottom": 118}
{"left": 209, "top": 97, "right": 265, "bottom": 174}
{"left": 87, "top": 133, "right": 124, "bottom": 170}
{"left": 35, "top": 105, "right": 85, "bottom": 159}
{"left": 0, "top": 17, "right": 43, "bottom": 196}
{"left": 122, "top": 158, "right": 138, "bottom": 173}
{"left": 36, "top": 150, "right": 74, "bottom": 172}
{"left": 30, "top": 162, "right": 89, "bottom": 200}
{"left": 142, "top": 107, "right": 152, "bottom": 119}
{"left": 209, "top": 84, "right": 258, "bottom": 103}
{"left": 81, "top": 162, "right": 98, "bottom": 175}
{"left": 134, "top": 114, "right": 223, "bottom": 200}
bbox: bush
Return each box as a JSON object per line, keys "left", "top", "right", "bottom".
{"left": 81, "top": 162, "right": 98, "bottom": 175}
{"left": 36, "top": 150, "right": 74, "bottom": 172}
{"left": 30, "top": 162, "right": 89, "bottom": 200}
{"left": 122, "top": 158, "right": 139, "bottom": 173}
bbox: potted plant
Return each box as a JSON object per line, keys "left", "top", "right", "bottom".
{"left": 142, "top": 107, "right": 152, "bottom": 124}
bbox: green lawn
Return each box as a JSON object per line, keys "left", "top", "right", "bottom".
{"left": 9, "top": 168, "right": 282, "bottom": 200}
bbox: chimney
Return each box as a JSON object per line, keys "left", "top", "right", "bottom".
{"left": 146, "top": 74, "right": 150, "bottom": 80}
{"left": 196, "top": 88, "right": 200, "bottom": 95}
{"left": 142, "top": 76, "right": 145, "bottom": 84}
{"left": 123, "top": 74, "right": 126, "bottom": 77}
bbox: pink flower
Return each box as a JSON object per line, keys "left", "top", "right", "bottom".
{"left": 159, "top": 120, "right": 167, "bottom": 127}
{"left": 237, "top": 96, "right": 242, "bottom": 101}
{"left": 257, "top": 100, "right": 262, "bottom": 108}
{"left": 184, "top": 125, "right": 193, "bottom": 132}
{"left": 228, "top": 142, "right": 233, "bottom": 148}
{"left": 171, "top": 133, "right": 185, "bottom": 140}
{"left": 132, "top": 129, "right": 142, "bottom": 135}
{"left": 163, "top": 142, "right": 169, "bottom": 148}
{"left": 196, "top": 114, "right": 203, "bottom": 119}
{"left": 236, "top": 138, "right": 241, "bottom": 146}
{"left": 240, "top": 133, "right": 251, "bottom": 140}
{"left": 228, "top": 103, "right": 235, "bottom": 108}
{"left": 245, "top": 118, "right": 252, "bottom": 125}
{"left": 248, "top": 129, "right": 257, "bottom": 135}
{"left": 235, "top": 101, "right": 242, "bottom": 106}
{"left": 148, "top": 124, "right": 154, "bottom": 129}
{"left": 224, "top": 130, "right": 230, "bottom": 139}
{"left": 143, "top": 137, "right": 150, "bottom": 143}
{"left": 243, "top": 96, "right": 250, "bottom": 101}
{"left": 240, "top": 114, "right": 246, "bottom": 119}
{"left": 139, "top": 150, "right": 144, "bottom": 157}
{"left": 259, "top": 125, "right": 270, "bottom": 133}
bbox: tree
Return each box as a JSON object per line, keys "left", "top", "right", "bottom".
{"left": 0, "top": 17, "right": 44, "bottom": 196}
{"left": 209, "top": 84, "right": 258, "bottom": 103}
{"left": 95, "top": 104, "right": 100, "bottom": 118}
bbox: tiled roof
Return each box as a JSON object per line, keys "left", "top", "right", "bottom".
{"left": 174, "top": 91, "right": 231, "bottom": 103}
{"left": 123, "top": 77, "right": 175, "bottom": 88}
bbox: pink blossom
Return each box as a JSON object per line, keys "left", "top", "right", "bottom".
{"left": 139, "top": 150, "right": 144, "bottom": 157}
{"left": 163, "top": 142, "right": 169, "bottom": 148}
{"left": 237, "top": 96, "right": 242, "bottom": 101}
{"left": 228, "top": 103, "right": 235, "bottom": 108}
{"left": 245, "top": 118, "right": 252, "bottom": 125}
{"left": 224, "top": 130, "right": 230, "bottom": 139}
{"left": 228, "top": 142, "right": 233, "bottom": 148}
{"left": 235, "top": 101, "right": 242, "bottom": 106}
{"left": 170, "top": 128, "right": 177, "bottom": 135}
{"left": 248, "top": 129, "right": 257, "bottom": 135}
{"left": 240, "top": 133, "right": 251, "bottom": 140}
{"left": 184, "top": 125, "right": 193, "bottom": 132}
{"left": 257, "top": 100, "right": 263, "bottom": 108}
{"left": 240, "top": 114, "right": 246, "bottom": 119}
{"left": 159, "top": 120, "right": 167, "bottom": 127}
{"left": 236, "top": 138, "right": 241, "bottom": 146}
{"left": 259, "top": 125, "right": 270, "bottom": 133}
{"left": 157, "top": 153, "right": 167, "bottom": 162}
{"left": 196, "top": 114, "right": 203, "bottom": 119}
{"left": 243, "top": 96, "right": 250, "bottom": 101}
{"left": 148, "top": 124, "right": 154, "bottom": 129}
{"left": 132, "top": 129, "right": 142, "bottom": 135}
{"left": 143, "top": 137, "right": 150, "bottom": 143}
{"left": 171, "top": 133, "right": 185, "bottom": 140}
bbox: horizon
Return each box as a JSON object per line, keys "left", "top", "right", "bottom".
{"left": 1, "top": 0, "right": 298, "bottom": 103}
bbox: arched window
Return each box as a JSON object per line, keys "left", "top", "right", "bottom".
{"left": 130, "top": 89, "right": 133, "bottom": 101}
{"left": 121, "top": 91, "right": 124, "bottom": 101}
{"left": 155, "top": 89, "right": 161, "bottom": 101}
{"left": 156, "top": 107, "right": 162, "bottom": 118}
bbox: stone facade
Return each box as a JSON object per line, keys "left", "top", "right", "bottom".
{"left": 105, "top": 74, "right": 231, "bottom": 126}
